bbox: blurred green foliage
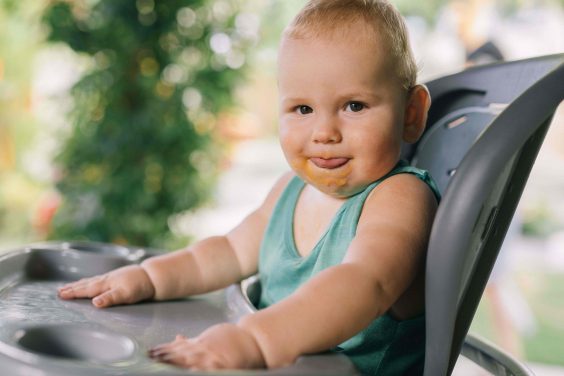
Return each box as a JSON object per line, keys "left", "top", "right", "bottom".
{"left": 522, "top": 201, "right": 561, "bottom": 238}
{"left": 42, "top": 0, "right": 253, "bottom": 249}
{"left": 0, "top": 1, "right": 46, "bottom": 246}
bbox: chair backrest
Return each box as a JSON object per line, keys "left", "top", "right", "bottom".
{"left": 402, "top": 54, "right": 564, "bottom": 376}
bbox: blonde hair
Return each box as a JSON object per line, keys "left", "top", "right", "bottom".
{"left": 284, "top": 0, "right": 417, "bottom": 91}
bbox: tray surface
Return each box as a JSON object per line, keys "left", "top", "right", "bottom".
{"left": 0, "top": 242, "right": 356, "bottom": 375}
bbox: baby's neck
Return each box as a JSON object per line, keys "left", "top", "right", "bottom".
{"left": 292, "top": 184, "right": 346, "bottom": 257}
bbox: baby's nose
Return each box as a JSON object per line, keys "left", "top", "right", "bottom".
{"left": 312, "top": 117, "right": 342, "bottom": 144}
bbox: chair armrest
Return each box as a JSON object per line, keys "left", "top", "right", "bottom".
{"left": 461, "top": 333, "right": 534, "bottom": 376}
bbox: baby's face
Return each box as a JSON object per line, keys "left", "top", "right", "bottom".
{"left": 278, "top": 28, "right": 408, "bottom": 198}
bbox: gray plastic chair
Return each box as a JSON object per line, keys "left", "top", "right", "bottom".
{"left": 404, "top": 54, "right": 564, "bottom": 376}
{"left": 236, "top": 54, "right": 564, "bottom": 375}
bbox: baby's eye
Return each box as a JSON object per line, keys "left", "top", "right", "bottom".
{"left": 345, "top": 102, "right": 365, "bottom": 112}
{"left": 296, "top": 105, "right": 313, "bottom": 115}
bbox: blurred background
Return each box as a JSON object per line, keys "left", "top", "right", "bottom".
{"left": 0, "top": 0, "right": 563, "bottom": 373}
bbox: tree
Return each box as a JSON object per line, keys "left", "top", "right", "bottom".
{"left": 42, "top": 0, "right": 253, "bottom": 248}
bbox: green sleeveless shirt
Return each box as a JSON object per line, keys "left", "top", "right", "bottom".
{"left": 257, "top": 160, "right": 441, "bottom": 375}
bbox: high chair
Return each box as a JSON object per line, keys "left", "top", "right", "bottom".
{"left": 410, "top": 53, "right": 564, "bottom": 376}
{"left": 0, "top": 54, "right": 562, "bottom": 375}
{"left": 238, "top": 53, "right": 564, "bottom": 375}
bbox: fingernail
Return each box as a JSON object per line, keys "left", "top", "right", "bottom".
{"left": 93, "top": 297, "right": 102, "bottom": 306}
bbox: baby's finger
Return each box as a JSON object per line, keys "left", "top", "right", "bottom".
{"left": 151, "top": 335, "right": 190, "bottom": 353}
{"left": 158, "top": 349, "right": 203, "bottom": 368}
{"left": 58, "top": 277, "right": 105, "bottom": 299}
{"left": 156, "top": 351, "right": 185, "bottom": 364}
{"left": 92, "top": 288, "right": 125, "bottom": 308}
{"left": 150, "top": 339, "right": 199, "bottom": 363}
{"left": 149, "top": 342, "right": 180, "bottom": 357}
{"left": 150, "top": 345, "right": 185, "bottom": 358}
{"left": 149, "top": 345, "right": 183, "bottom": 361}
{"left": 58, "top": 277, "right": 93, "bottom": 293}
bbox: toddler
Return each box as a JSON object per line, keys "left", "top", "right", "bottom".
{"left": 58, "top": 0, "right": 441, "bottom": 374}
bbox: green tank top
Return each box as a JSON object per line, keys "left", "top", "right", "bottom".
{"left": 258, "top": 160, "right": 441, "bottom": 375}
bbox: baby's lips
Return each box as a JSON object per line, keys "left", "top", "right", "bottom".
{"left": 310, "top": 157, "right": 349, "bottom": 169}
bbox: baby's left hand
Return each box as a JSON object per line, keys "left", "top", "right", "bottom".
{"left": 149, "top": 323, "right": 265, "bottom": 370}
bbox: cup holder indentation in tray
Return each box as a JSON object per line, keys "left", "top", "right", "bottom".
{"left": 14, "top": 325, "right": 135, "bottom": 363}
{"left": 21, "top": 241, "right": 149, "bottom": 280}
{"left": 61, "top": 242, "right": 131, "bottom": 257}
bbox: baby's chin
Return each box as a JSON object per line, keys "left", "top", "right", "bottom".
{"left": 300, "top": 175, "right": 368, "bottom": 199}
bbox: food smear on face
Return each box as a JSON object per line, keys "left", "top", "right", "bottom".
{"left": 289, "top": 158, "right": 353, "bottom": 195}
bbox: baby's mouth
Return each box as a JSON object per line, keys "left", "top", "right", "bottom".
{"left": 310, "top": 157, "right": 350, "bottom": 169}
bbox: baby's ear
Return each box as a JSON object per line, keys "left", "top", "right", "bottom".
{"left": 402, "top": 84, "right": 431, "bottom": 144}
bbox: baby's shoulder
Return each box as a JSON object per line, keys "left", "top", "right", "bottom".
{"left": 271, "top": 171, "right": 296, "bottom": 197}
{"left": 371, "top": 172, "right": 435, "bottom": 201}
{"left": 360, "top": 173, "right": 438, "bottom": 228}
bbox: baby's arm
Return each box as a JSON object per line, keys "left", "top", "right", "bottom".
{"left": 58, "top": 173, "right": 293, "bottom": 307}
{"left": 150, "top": 173, "right": 437, "bottom": 370}
{"left": 239, "top": 173, "right": 438, "bottom": 367}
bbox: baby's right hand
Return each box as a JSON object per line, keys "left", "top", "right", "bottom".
{"left": 57, "top": 265, "right": 155, "bottom": 308}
